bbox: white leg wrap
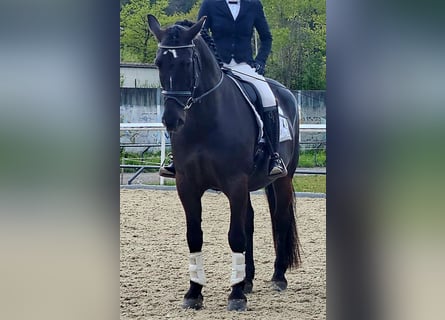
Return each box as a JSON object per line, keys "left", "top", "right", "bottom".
{"left": 189, "top": 252, "right": 206, "bottom": 286}
{"left": 230, "top": 252, "right": 246, "bottom": 286}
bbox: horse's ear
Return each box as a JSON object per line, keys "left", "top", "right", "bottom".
{"left": 185, "top": 16, "right": 207, "bottom": 43}
{"left": 147, "top": 14, "right": 165, "bottom": 42}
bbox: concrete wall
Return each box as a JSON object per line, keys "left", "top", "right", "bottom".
{"left": 296, "top": 90, "right": 326, "bottom": 147}
{"left": 120, "top": 63, "right": 160, "bottom": 88}
{"left": 120, "top": 88, "right": 165, "bottom": 151}
{"left": 298, "top": 90, "right": 326, "bottom": 124}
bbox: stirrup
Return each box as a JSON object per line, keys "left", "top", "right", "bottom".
{"left": 159, "top": 153, "right": 176, "bottom": 178}
{"left": 268, "top": 154, "right": 287, "bottom": 177}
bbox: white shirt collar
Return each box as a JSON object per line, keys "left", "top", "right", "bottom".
{"left": 226, "top": 0, "right": 240, "bottom": 19}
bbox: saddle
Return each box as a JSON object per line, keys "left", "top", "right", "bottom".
{"left": 222, "top": 68, "right": 264, "bottom": 119}
{"left": 222, "top": 69, "right": 273, "bottom": 178}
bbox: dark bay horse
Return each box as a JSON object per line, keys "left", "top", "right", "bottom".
{"left": 147, "top": 14, "right": 301, "bottom": 311}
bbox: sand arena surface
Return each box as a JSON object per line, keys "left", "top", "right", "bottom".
{"left": 120, "top": 189, "right": 325, "bottom": 319}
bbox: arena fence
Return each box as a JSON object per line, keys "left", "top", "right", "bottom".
{"left": 120, "top": 123, "right": 325, "bottom": 185}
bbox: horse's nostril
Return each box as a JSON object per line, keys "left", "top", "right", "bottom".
{"left": 162, "top": 120, "right": 173, "bottom": 131}
{"left": 162, "top": 117, "right": 184, "bottom": 133}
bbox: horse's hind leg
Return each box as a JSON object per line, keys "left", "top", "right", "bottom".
{"left": 176, "top": 181, "right": 205, "bottom": 310}
{"left": 244, "top": 194, "right": 255, "bottom": 294}
{"left": 266, "top": 176, "right": 301, "bottom": 291}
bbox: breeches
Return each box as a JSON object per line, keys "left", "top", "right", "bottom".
{"left": 223, "top": 61, "right": 276, "bottom": 108}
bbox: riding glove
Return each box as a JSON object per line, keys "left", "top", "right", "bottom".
{"left": 252, "top": 61, "right": 265, "bottom": 75}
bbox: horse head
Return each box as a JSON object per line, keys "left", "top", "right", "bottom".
{"left": 147, "top": 14, "right": 207, "bottom": 132}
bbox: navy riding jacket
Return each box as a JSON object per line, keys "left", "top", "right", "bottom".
{"left": 198, "top": 0, "right": 272, "bottom": 66}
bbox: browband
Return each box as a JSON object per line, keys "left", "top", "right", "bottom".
{"left": 158, "top": 44, "right": 195, "bottom": 49}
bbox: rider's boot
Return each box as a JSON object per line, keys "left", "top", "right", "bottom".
{"left": 159, "top": 154, "right": 176, "bottom": 178}
{"left": 263, "top": 105, "right": 287, "bottom": 177}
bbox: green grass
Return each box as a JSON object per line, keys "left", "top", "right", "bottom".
{"left": 298, "top": 149, "right": 326, "bottom": 167}
{"left": 293, "top": 175, "right": 326, "bottom": 193}
{"left": 120, "top": 151, "right": 161, "bottom": 166}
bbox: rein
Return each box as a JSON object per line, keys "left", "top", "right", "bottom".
{"left": 159, "top": 43, "right": 224, "bottom": 110}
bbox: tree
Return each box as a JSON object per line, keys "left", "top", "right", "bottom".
{"left": 120, "top": 0, "right": 326, "bottom": 90}
{"left": 120, "top": 0, "right": 201, "bottom": 63}
{"left": 120, "top": 0, "right": 130, "bottom": 10}
{"left": 120, "top": 0, "right": 166, "bottom": 63}
{"left": 165, "top": 0, "right": 198, "bottom": 15}
{"left": 262, "top": 0, "right": 326, "bottom": 90}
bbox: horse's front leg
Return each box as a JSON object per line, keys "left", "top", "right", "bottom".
{"left": 225, "top": 178, "right": 249, "bottom": 311}
{"left": 176, "top": 179, "right": 206, "bottom": 310}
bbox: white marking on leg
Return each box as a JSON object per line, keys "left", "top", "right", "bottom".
{"left": 189, "top": 252, "right": 206, "bottom": 286}
{"left": 230, "top": 252, "right": 246, "bottom": 286}
{"left": 169, "top": 76, "right": 173, "bottom": 90}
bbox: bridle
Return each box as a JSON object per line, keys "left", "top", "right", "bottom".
{"left": 158, "top": 42, "right": 224, "bottom": 110}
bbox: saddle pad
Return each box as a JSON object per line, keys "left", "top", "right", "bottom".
{"left": 226, "top": 74, "right": 293, "bottom": 144}
{"left": 278, "top": 108, "right": 292, "bottom": 142}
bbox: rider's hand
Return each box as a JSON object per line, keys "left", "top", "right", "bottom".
{"left": 253, "top": 61, "right": 265, "bottom": 75}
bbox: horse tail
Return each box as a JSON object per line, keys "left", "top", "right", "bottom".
{"left": 265, "top": 182, "right": 302, "bottom": 269}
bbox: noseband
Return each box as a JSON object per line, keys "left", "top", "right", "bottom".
{"left": 158, "top": 42, "right": 224, "bottom": 110}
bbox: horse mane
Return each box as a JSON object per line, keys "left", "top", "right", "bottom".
{"left": 174, "top": 19, "right": 194, "bottom": 28}
{"left": 175, "top": 20, "right": 224, "bottom": 68}
{"left": 165, "top": 24, "right": 184, "bottom": 45}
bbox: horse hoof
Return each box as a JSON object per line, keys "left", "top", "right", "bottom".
{"left": 243, "top": 281, "right": 253, "bottom": 294}
{"left": 227, "top": 299, "right": 247, "bottom": 311}
{"left": 182, "top": 296, "right": 203, "bottom": 310}
{"left": 271, "top": 280, "right": 288, "bottom": 292}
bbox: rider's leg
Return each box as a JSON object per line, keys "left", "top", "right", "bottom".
{"left": 220, "top": 62, "right": 287, "bottom": 177}
{"left": 262, "top": 105, "right": 287, "bottom": 177}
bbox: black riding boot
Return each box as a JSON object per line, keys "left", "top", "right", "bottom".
{"left": 159, "top": 154, "right": 176, "bottom": 178}
{"left": 263, "top": 106, "right": 287, "bottom": 177}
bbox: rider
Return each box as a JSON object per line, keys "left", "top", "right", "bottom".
{"left": 159, "top": 0, "right": 287, "bottom": 178}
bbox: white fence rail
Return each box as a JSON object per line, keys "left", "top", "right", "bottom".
{"left": 300, "top": 124, "right": 326, "bottom": 132}
{"left": 120, "top": 123, "right": 167, "bottom": 185}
